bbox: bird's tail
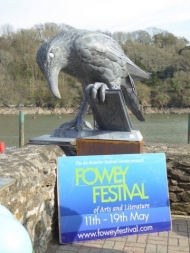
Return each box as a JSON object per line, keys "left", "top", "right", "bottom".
{"left": 121, "top": 74, "right": 145, "bottom": 122}
{"left": 125, "top": 57, "right": 150, "bottom": 81}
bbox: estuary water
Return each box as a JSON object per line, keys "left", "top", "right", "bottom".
{"left": 0, "top": 113, "right": 189, "bottom": 148}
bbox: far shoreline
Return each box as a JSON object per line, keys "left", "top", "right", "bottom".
{"left": 0, "top": 106, "right": 190, "bottom": 115}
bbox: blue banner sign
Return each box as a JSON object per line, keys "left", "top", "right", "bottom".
{"left": 57, "top": 153, "right": 171, "bottom": 243}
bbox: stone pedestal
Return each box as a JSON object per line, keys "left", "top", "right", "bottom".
{"left": 77, "top": 130, "right": 143, "bottom": 156}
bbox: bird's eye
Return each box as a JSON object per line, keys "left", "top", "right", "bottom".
{"left": 49, "top": 53, "right": 54, "bottom": 58}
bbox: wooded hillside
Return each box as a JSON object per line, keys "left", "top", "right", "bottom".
{"left": 0, "top": 23, "right": 189, "bottom": 109}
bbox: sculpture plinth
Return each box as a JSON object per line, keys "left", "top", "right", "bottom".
{"left": 77, "top": 130, "right": 143, "bottom": 156}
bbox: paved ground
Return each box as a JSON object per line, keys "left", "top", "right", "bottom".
{"left": 46, "top": 215, "right": 190, "bottom": 253}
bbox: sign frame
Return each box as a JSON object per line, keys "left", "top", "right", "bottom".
{"left": 57, "top": 153, "right": 171, "bottom": 244}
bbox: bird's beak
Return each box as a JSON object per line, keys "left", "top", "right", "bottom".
{"left": 46, "top": 67, "right": 61, "bottom": 98}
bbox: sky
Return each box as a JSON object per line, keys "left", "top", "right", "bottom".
{"left": 0, "top": 0, "right": 190, "bottom": 41}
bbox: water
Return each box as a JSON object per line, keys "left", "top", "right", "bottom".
{"left": 0, "top": 113, "right": 188, "bottom": 148}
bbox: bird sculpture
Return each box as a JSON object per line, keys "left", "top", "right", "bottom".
{"left": 36, "top": 28, "right": 149, "bottom": 133}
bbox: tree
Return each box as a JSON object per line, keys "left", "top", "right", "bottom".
{"left": 0, "top": 23, "right": 189, "bottom": 109}
{"left": 130, "top": 30, "right": 151, "bottom": 45}
{"left": 170, "top": 71, "right": 190, "bottom": 107}
{"left": 111, "top": 31, "right": 128, "bottom": 45}
{"left": 153, "top": 32, "right": 178, "bottom": 48}
{"left": 177, "top": 46, "right": 190, "bottom": 71}
{"left": 136, "top": 82, "right": 151, "bottom": 107}
{"left": 0, "top": 24, "right": 14, "bottom": 39}
{"left": 33, "top": 23, "right": 63, "bottom": 42}
{"left": 153, "top": 93, "right": 170, "bottom": 109}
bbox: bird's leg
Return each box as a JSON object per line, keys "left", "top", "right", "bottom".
{"left": 85, "top": 82, "right": 109, "bottom": 129}
{"left": 74, "top": 95, "right": 92, "bottom": 131}
{"left": 59, "top": 95, "right": 93, "bottom": 135}
{"left": 58, "top": 82, "right": 108, "bottom": 136}
{"left": 85, "top": 82, "right": 108, "bottom": 103}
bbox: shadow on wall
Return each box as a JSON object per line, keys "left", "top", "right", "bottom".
{"left": 172, "top": 217, "right": 189, "bottom": 238}
{"left": 59, "top": 206, "right": 82, "bottom": 244}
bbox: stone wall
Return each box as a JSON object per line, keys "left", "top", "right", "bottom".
{"left": 0, "top": 145, "right": 64, "bottom": 253}
{"left": 0, "top": 143, "right": 190, "bottom": 252}
{"left": 144, "top": 143, "right": 190, "bottom": 215}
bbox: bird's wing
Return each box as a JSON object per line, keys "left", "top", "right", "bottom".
{"left": 73, "top": 32, "right": 147, "bottom": 122}
{"left": 104, "top": 38, "right": 150, "bottom": 81}
{"left": 73, "top": 32, "right": 149, "bottom": 81}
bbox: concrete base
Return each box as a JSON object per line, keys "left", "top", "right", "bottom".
{"left": 29, "top": 130, "right": 142, "bottom": 145}
{"left": 29, "top": 134, "right": 76, "bottom": 146}
{"left": 29, "top": 130, "right": 143, "bottom": 155}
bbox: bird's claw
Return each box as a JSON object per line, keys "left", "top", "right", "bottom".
{"left": 85, "top": 83, "right": 108, "bottom": 103}
{"left": 59, "top": 120, "right": 75, "bottom": 131}
{"left": 58, "top": 116, "right": 93, "bottom": 136}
